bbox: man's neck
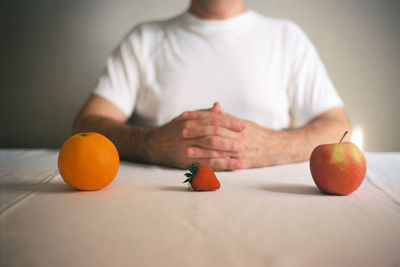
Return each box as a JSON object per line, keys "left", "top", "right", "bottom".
{"left": 189, "top": 0, "right": 246, "bottom": 20}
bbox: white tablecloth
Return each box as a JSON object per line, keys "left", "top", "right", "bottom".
{"left": 1, "top": 149, "right": 399, "bottom": 267}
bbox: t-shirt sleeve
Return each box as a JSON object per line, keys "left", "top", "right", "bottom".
{"left": 93, "top": 35, "right": 141, "bottom": 117}
{"left": 286, "top": 22, "right": 343, "bottom": 127}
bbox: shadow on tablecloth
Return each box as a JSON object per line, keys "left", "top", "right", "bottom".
{"left": 1, "top": 182, "right": 74, "bottom": 194}
{"left": 261, "top": 183, "right": 322, "bottom": 196}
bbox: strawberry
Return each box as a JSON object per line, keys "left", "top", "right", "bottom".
{"left": 183, "top": 163, "right": 220, "bottom": 191}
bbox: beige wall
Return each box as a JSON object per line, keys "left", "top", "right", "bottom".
{"left": 1, "top": 0, "right": 399, "bottom": 151}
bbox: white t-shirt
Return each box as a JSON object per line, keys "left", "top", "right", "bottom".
{"left": 93, "top": 10, "right": 343, "bottom": 130}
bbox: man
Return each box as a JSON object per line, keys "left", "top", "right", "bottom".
{"left": 73, "top": 0, "right": 351, "bottom": 171}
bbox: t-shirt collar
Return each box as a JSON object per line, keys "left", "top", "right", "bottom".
{"left": 181, "top": 9, "right": 255, "bottom": 34}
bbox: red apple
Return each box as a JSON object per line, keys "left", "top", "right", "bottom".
{"left": 310, "top": 131, "right": 367, "bottom": 195}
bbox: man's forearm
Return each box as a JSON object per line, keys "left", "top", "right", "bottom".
{"left": 73, "top": 115, "right": 150, "bottom": 162}
{"left": 233, "top": 107, "right": 351, "bottom": 168}
{"left": 279, "top": 112, "right": 352, "bottom": 165}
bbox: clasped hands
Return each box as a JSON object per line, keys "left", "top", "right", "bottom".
{"left": 145, "top": 102, "right": 287, "bottom": 171}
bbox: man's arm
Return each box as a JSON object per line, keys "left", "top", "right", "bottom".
{"left": 73, "top": 95, "right": 150, "bottom": 162}
{"left": 283, "top": 107, "right": 352, "bottom": 164}
{"left": 181, "top": 104, "right": 352, "bottom": 168}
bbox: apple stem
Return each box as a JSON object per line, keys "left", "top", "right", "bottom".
{"left": 339, "top": 131, "right": 349, "bottom": 143}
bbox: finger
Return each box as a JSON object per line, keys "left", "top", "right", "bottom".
{"left": 182, "top": 115, "right": 245, "bottom": 132}
{"left": 197, "top": 157, "right": 243, "bottom": 171}
{"left": 196, "top": 102, "right": 221, "bottom": 113}
{"left": 186, "top": 146, "right": 238, "bottom": 159}
{"left": 174, "top": 112, "right": 187, "bottom": 121}
{"left": 208, "top": 115, "right": 245, "bottom": 131}
{"left": 182, "top": 110, "right": 215, "bottom": 120}
{"left": 210, "top": 102, "right": 224, "bottom": 114}
{"left": 182, "top": 125, "right": 241, "bottom": 139}
{"left": 178, "top": 103, "right": 221, "bottom": 121}
{"left": 195, "top": 136, "right": 245, "bottom": 152}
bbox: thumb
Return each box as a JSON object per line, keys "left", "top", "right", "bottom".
{"left": 210, "top": 102, "right": 225, "bottom": 114}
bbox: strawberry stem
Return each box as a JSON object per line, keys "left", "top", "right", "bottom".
{"left": 183, "top": 163, "right": 199, "bottom": 184}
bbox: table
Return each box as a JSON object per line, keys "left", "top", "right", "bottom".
{"left": 1, "top": 149, "right": 399, "bottom": 266}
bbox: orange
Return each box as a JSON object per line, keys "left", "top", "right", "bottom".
{"left": 58, "top": 132, "right": 119, "bottom": 191}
